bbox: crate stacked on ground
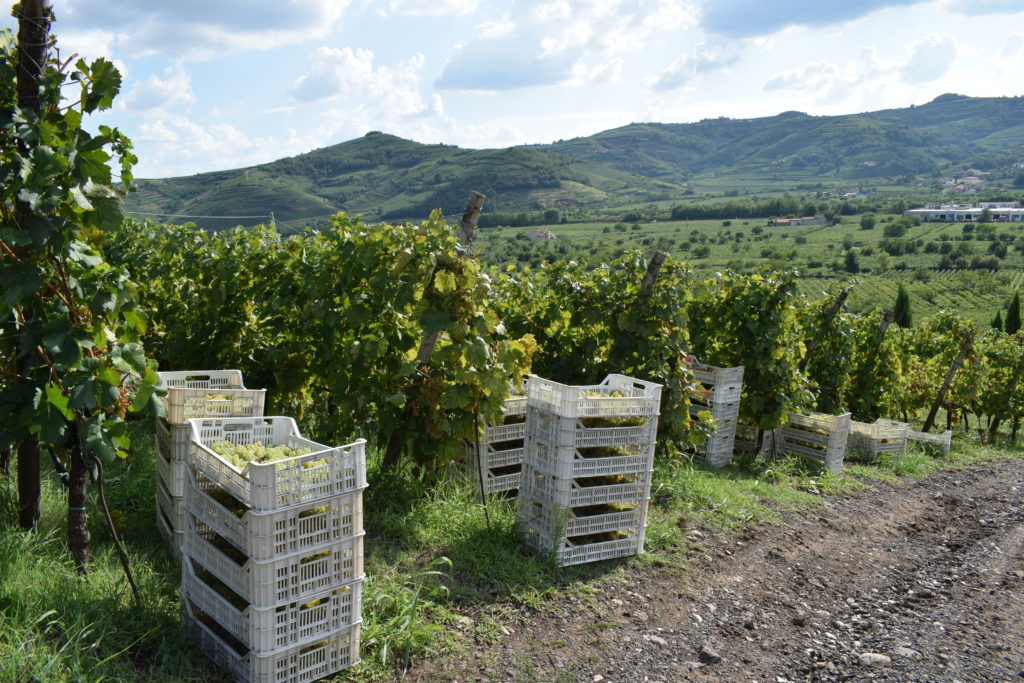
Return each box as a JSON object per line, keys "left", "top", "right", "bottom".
{"left": 870, "top": 418, "right": 951, "bottom": 455}
{"left": 465, "top": 393, "right": 527, "bottom": 495}
{"left": 733, "top": 420, "right": 774, "bottom": 456}
{"left": 775, "top": 411, "right": 851, "bottom": 473}
{"left": 516, "top": 374, "right": 661, "bottom": 567}
{"left": 688, "top": 362, "right": 744, "bottom": 467}
{"left": 156, "top": 370, "right": 266, "bottom": 560}
{"left": 848, "top": 418, "right": 908, "bottom": 457}
{"left": 180, "top": 416, "right": 367, "bottom": 683}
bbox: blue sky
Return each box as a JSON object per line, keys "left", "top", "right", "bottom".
{"left": 7, "top": 0, "right": 1024, "bottom": 178}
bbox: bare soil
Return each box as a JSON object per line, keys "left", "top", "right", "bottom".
{"left": 411, "top": 456, "right": 1024, "bottom": 682}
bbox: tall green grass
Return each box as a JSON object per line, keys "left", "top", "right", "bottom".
{"left": 1, "top": 421, "right": 1020, "bottom": 681}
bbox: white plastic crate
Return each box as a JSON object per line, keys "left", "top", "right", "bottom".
{"left": 734, "top": 421, "right": 774, "bottom": 456}
{"left": 184, "top": 600, "right": 360, "bottom": 683}
{"left": 689, "top": 399, "right": 741, "bottom": 422}
{"left": 518, "top": 463, "right": 652, "bottom": 508}
{"left": 521, "top": 521, "right": 645, "bottom": 567}
{"left": 157, "top": 473, "right": 186, "bottom": 532}
{"left": 849, "top": 419, "right": 908, "bottom": 455}
{"left": 526, "top": 436, "right": 655, "bottom": 480}
{"left": 906, "top": 427, "right": 952, "bottom": 454}
{"left": 184, "top": 516, "right": 365, "bottom": 609}
{"left": 185, "top": 468, "right": 364, "bottom": 561}
{"left": 526, "top": 409, "right": 657, "bottom": 449}
{"left": 691, "top": 363, "right": 744, "bottom": 404}
{"left": 484, "top": 421, "right": 526, "bottom": 444}
{"left": 156, "top": 501, "right": 184, "bottom": 561}
{"left": 477, "top": 442, "right": 524, "bottom": 470}
{"left": 181, "top": 558, "right": 361, "bottom": 654}
{"left": 502, "top": 394, "right": 527, "bottom": 417}
{"left": 526, "top": 374, "right": 662, "bottom": 419}
{"left": 155, "top": 440, "right": 187, "bottom": 498}
{"left": 188, "top": 417, "right": 366, "bottom": 512}
{"left": 474, "top": 468, "right": 520, "bottom": 495}
{"left": 159, "top": 370, "right": 266, "bottom": 425}
{"left": 694, "top": 432, "right": 737, "bottom": 468}
{"left": 155, "top": 417, "right": 193, "bottom": 464}
{"left": 776, "top": 411, "right": 850, "bottom": 473}
{"left": 516, "top": 490, "right": 647, "bottom": 539}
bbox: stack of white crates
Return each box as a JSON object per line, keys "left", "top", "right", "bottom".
{"left": 516, "top": 375, "right": 661, "bottom": 567}
{"left": 155, "top": 370, "right": 266, "bottom": 561}
{"left": 776, "top": 411, "right": 851, "bottom": 474}
{"left": 465, "top": 392, "right": 527, "bottom": 495}
{"left": 689, "top": 363, "right": 744, "bottom": 467}
{"left": 848, "top": 418, "right": 908, "bottom": 457}
{"left": 180, "top": 416, "right": 366, "bottom": 683}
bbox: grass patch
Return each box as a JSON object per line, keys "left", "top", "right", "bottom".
{"left": 2, "top": 421, "right": 1022, "bottom": 681}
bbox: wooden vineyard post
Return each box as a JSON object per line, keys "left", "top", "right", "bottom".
{"left": 382, "top": 191, "right": 486, "bottom": 471}
{"left": 798, "top": 287, "right": 850, "bottom": 373}
{"left": 623, "top": 250, "right": 667, "bottom": 334}
{"left": 989, "top": 349, "right": 1024, "bottom": 437}
{"left": 922, "top": 330, "right": 974, "bottom": 434}
{"left": 14, "top": 0, "right": 50, "bottom": 530}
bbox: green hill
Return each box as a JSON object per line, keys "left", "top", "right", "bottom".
{"left": 121, "top": 95, "right": 1024, "bottom": 227}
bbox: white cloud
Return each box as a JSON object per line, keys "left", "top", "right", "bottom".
{"left": 120, "top": 64, "right": 196, "bottom": 112}
{"left": 944, "top": 0, "right": 1024, "bottom": 15}
{"left": 764, "top": 61, "right": 840, "bottom": 92}
{"left": 383, "top": 0, "right": 481, "bottom": 16}
{"left": 132, "top": 115, "right": 299, "bottom": 177}
{"left": 439, "top": 0, "right": 699, "bottom": 91}
{"left": 1001, "top": 33, "right": 1024, "bottom": 60}
{"left": 290, "top": 47, "right": 432, "bottom": 127}
{"left": 532, "top": 1, "right": 572, "bottom": 23}
{"left": 60, "top": 0, "right": 349, "bottom": 60}
{"left": 698, "top": 0, "right": 928, "bottom": 38}
{"left": 566, "top": 57, "right": 624, "bottom": 86}
{"left": 646, "top": 45, "right": 739, "bottom": 91}
{"left": 55, "top": 28, "right": 117, "bottom": 64}
{"left": 901, "top": 34, "right": 957, "bottom": 84}
{"left": 476, "top": 17, "right": 516, "bottom": 39}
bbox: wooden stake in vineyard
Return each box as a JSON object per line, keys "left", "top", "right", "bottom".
{"left": 382, "top": 190, "right": 485, "bottom": 471}
{"left": 922, "top": 330, "right": 975, "bottom": 434}
{"left": 14, "top": 0, "right": 51, "bottom": 531}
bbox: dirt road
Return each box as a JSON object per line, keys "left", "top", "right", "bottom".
{"left": 414, "top": 456, "right": 1024, "bottom": 682}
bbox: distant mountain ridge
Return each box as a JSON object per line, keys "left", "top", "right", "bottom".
{"left": 122, "top": 94, "right": 1024, "bottom": 227}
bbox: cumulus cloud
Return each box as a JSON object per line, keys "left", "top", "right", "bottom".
{"left": 438, "top": 0, "right": 698, "bottom": 91}
{"left": 435, "top": 33, "right": 577, "bottom": 90}
{"left": 59, "top": 0, "right": 349, "bottom": 59}
{"left": 761, "top": 48, "right": 895, "bottom": 105}
{"left": 476, "top": 17, "right": 516, "bottom": 40}
{"left": 1001, "top": 33, "right": 1024, "bottom": 60}
{"left": 645, "top": 45, "right": 739, "bottom": 91}
{"left": 132, "top": 114, "right": 304, "bottom": 177}
{"left": 763, "top": 61, "right": 840, "bottom": 92}
{"left": 901, "top": 34, "right": 957, "bottom": 84}
{"left": 382, "top": 0, "right": 482, "bottom": 16}
{"left": 120, "top": 64, "right": 196, "bottom": 112}
{"left": 698, "top": 0, "right": 927, "bottom": 38}
{"left": 290, "top": 46, "right": 430, "bottom": 122}
{"left": 944, "top": 0, "right": 1024, "bottom": 15}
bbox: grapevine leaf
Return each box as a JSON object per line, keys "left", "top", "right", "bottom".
{"left": 119, "top": 342, "right": 148, "bottom": 373}
{"left": 81, "top": 58, "right": 122, "bottom": 112}
{"left": 130, "top": 380, "right": 155, "bottom": 413}
{"left": 0, "top": 262, "right": 43, "bottom": 306}
{"left": 97, "top": 366, "right": 121, "bottom": 386}
{"left": 45, "top": 383, "right": 74, "bottom": 421}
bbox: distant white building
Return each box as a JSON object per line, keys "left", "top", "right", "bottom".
{"left": 905, "top": 202, "right": 1024, "bottom": 222}
{"left": 775, "top": 215, "right": 826, "bottom": 227}
{"left": 526, "top": 229, "right": 557, "bottom": 240}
